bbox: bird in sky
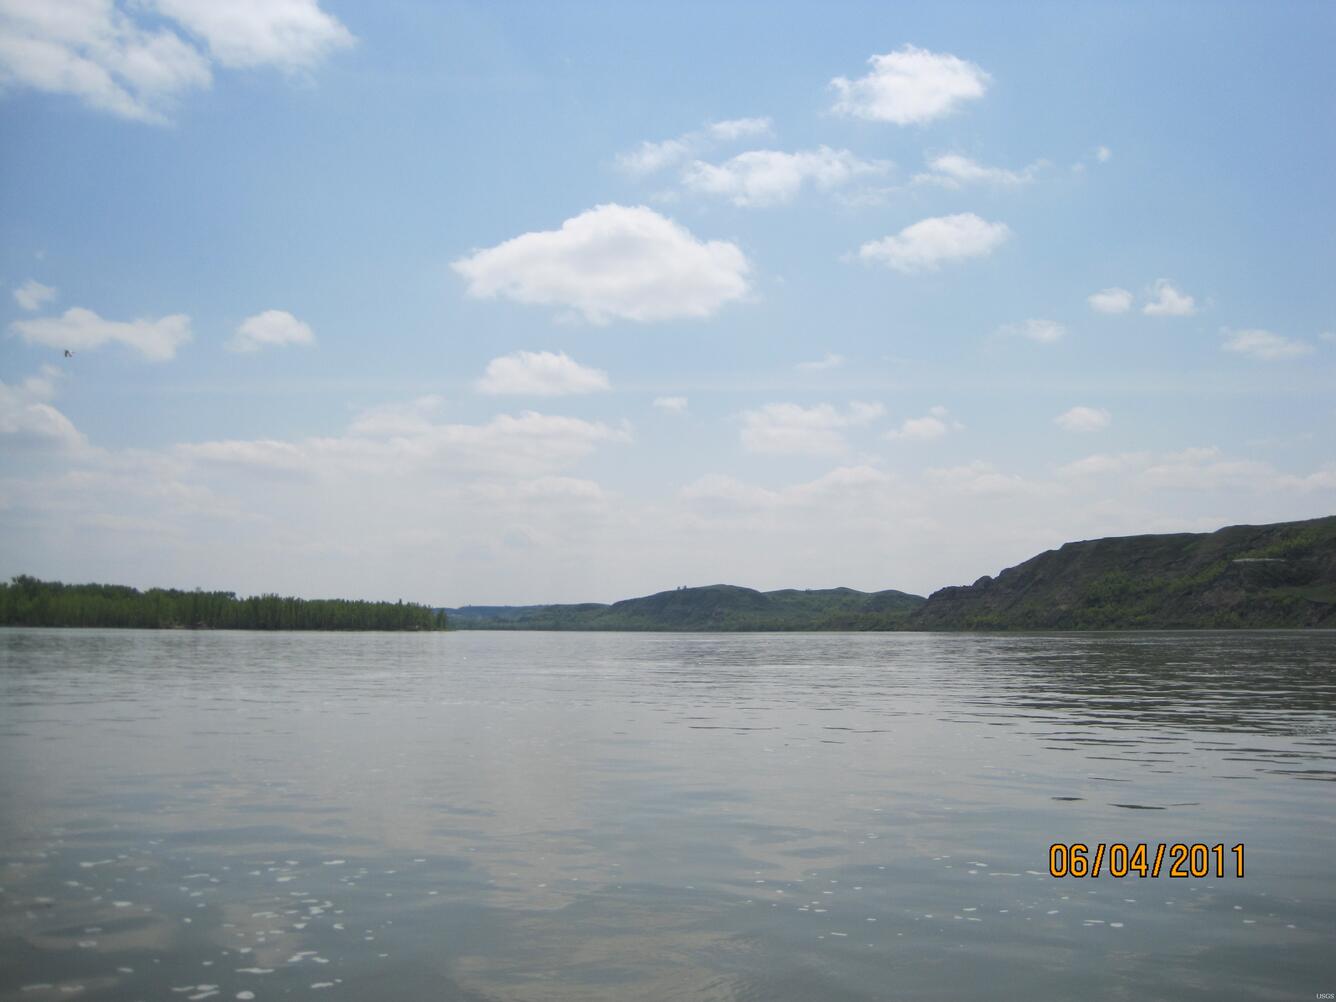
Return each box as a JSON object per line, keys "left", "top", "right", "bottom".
{"left": 63, "top": 349, "right": 74, "bottom": 357}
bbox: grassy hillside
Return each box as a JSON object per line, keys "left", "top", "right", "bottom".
{"left": 910, "top": 516, "right": 1336, "bottom": 630}
{"left": 446, "top": 584, "right": 924, "bottom": 631}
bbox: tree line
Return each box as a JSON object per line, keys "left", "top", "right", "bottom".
{"left": 0, "top": 576, "right": 447, "bottom": 631}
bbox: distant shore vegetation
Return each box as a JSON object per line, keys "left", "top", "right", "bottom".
{"left": 0, "top": 576, "right": 447, "bottom": 631}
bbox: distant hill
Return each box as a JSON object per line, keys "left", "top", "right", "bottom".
{"left": 445, "top": 584, "right": 925, "bottom": 631}
{"left": 910, "top": 515, "right": 1336, "bottom": 630}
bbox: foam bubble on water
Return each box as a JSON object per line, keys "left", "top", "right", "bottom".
{"left": 310, "top": 983, "right": 334, "bottom": 990}
{"left": 323, "top": 860, "right": 345, "bottom": 867}
{"left": 237, "top": 994, "right": 255, "bottom": 1000}
{"left": 236, "top": 968, "right": 273, "bottom": 975}
{"left": 1110, "top": 922, "right": 1124, "bottom": 928}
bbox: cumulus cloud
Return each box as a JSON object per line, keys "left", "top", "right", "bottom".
{"left": 653, "top": 396, "right": 688, "bottom": 412}
{"left": 452, "top": 204, "right": 751, "bottom": 325}
{"left": 1057, "top": 452, "right": 1149, "bottom": 479}
{"left": 147, "top": 0, "right": 353, "bottom": 71}
{"left": 858, "top": 213, "right": 1010, "bottom": 273}
{"left": 182, "top": 406, "right": 633, "bottom": 481}
{"left": 1087, "top": 287, "right": 1133, "bottom": 314}
{"left": 913, "top": 153, "right": 1043, "bottom": 188}
{"left": 1221, "top": 329, "right": 1314, "bottom": 361}
{"left": 476, "top": 350, "right": 610, "bottom": 396}
{"left": 830, "top": 45, "right": 990, "bottom": 124}
{"left": 1095, "top": 145, "right": 1112, "bottom": 163}
{"left": 887, "top": 405, "right": 963, "bottom": 441}
{"left": 682, "top": 146, "right": 887, "bottom": 207}
{"left": 998, "top": 318, "right": 1066, "bottom": 343}
{"left": 740, "top": 400, "right": 884, "bottom": 455}
{"left": 13, "top": 278, "right": 56, "bottom": 311}
{"left": 1142, "top": 279, "right": 1197, "bottom": 317}
{"left": 12, "top": 306, "right": 190, "bottom": 360}
{"left": 227, "top": 309, "right": 315, "bottom": 352}
{"left": 0, "top": 366, "right": 84, "bottom": 450}
{"left": 1055, "top": 406, "right": 1111, "bottom": 432}
{"left": 925, "top": 460, "right": 1049, "bottom": 497}
{"left": 796, "top": 353, "right": 845, "bottom": 371}
{"left": 0, "top": 0, "right": 350, "bottom": 122}
{"left": 615, "top": 116, "right": 773, "bottom": 175}
{"left": 706, "top": 117, "right": 772, "bottom": 141}
{"left": 616, "top": 137, "right": 692, "bottom": 175}
{"left": 680, "top": 464, "right": 892, "bottom": 512}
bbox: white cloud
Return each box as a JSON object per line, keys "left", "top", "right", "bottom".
{"left": 615, "top": 117, "right": 773, "bottom": 176}
{"left": 653, "top": 396, "right": 688, "bottom": 412}
{"left": 1055, "top": 406, "right": 1111, "bottom": 432}
{"left": 887, "top": 416, "right": 947, "bottom": 441}
{"left": 182, "top": 407, "right": 633, "bottom": 481}
{"left": 476, "top": 350, "right": 610, "bottom": 396}
{"left": 858, "top": 213, "right": 1010, "bottom": 273}
{"left": 13, "top": 278, "right": 56, "bottom": 311}
{"left": 0, "top": 0, "right": 211, "bottom": 122}
{"left": 913, "top": 153, "right": 1042, "bottom": 188}
{"left": 925, "top": 461, "right": 1050, "bottom": 497}
{"left": 1142, "top": 279, "right": 1197, "bottom": 317}
{"left": 1138, "top": 447, "right": 1278, "bottom": 491}
{"left": 12, "top": 306, "right": 191, "bottom": 360}
{"left": 1221, "top": 329, "right": 1314, "bottom": 361}
{"left": 1320, "top": 331, "right": 1335, "bottom": 343}
{"left": 1087, "top": 287, "right": 1133, "bottom": 314}
{"left": 146, "top": 0, "right": 353, "bottom": 71}
{"left": 0, "top": 365, "right": 84, "bottom": 450}
{"left": 680, "top": 464, "right": 893, "bottom": 513}
{"left": 452, "top": 204, "right": 751, "bottom": 325}
{"left": 1095, "top": 145, "right": 1112, "bottom": 163}
{"left": 683, "top": 147, "right": 887, "bottom": 207}
{"left": 706, "top": 117, "right": 772, "bottom": 141}
{"left": 830, "top": 45, "right": 990, "bottom": 125}
{"left": 999, "top": 318, "right": 1066, "bottom": 343}
{"left": 615, "top": 137, "right": 692, "bottom": 175}
{"left": 796, "top": 353, "right": 845, "bottom": 371}
{"left": 887, "top": 406, "right": 963, "bottom": 441}
{"left": 741, "top": 400, "right": 883, "bottom": 455}
{"left": 227, "top": 309, "right": 315, "bottom": 352}
{"left": 346, "top": 395, "right": 444, "bottom": 438}
{"left": 1057, "top": 452, "right": 1149, "bottom": 479}
{"left": 0, "top": 0, "right": 350, "bottom": 122}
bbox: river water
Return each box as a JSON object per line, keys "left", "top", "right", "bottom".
{"left": 1, "top": 629, "right": 1333, "bottom": 1000}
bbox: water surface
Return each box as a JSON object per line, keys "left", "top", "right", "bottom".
{"left": 1, "top": 629, "right": 1333, "bottom": 1000}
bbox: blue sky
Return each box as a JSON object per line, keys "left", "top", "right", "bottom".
{"left": 2, "top": 0, "right": 1333, "bottom": 604}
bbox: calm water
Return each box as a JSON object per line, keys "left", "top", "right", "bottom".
{"left": 1, "top": 629, "right": 1334, "bottom": 1001}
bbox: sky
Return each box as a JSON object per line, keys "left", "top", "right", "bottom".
{"left": 1, "top": 0, "right": 1334, "bottom": 606}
